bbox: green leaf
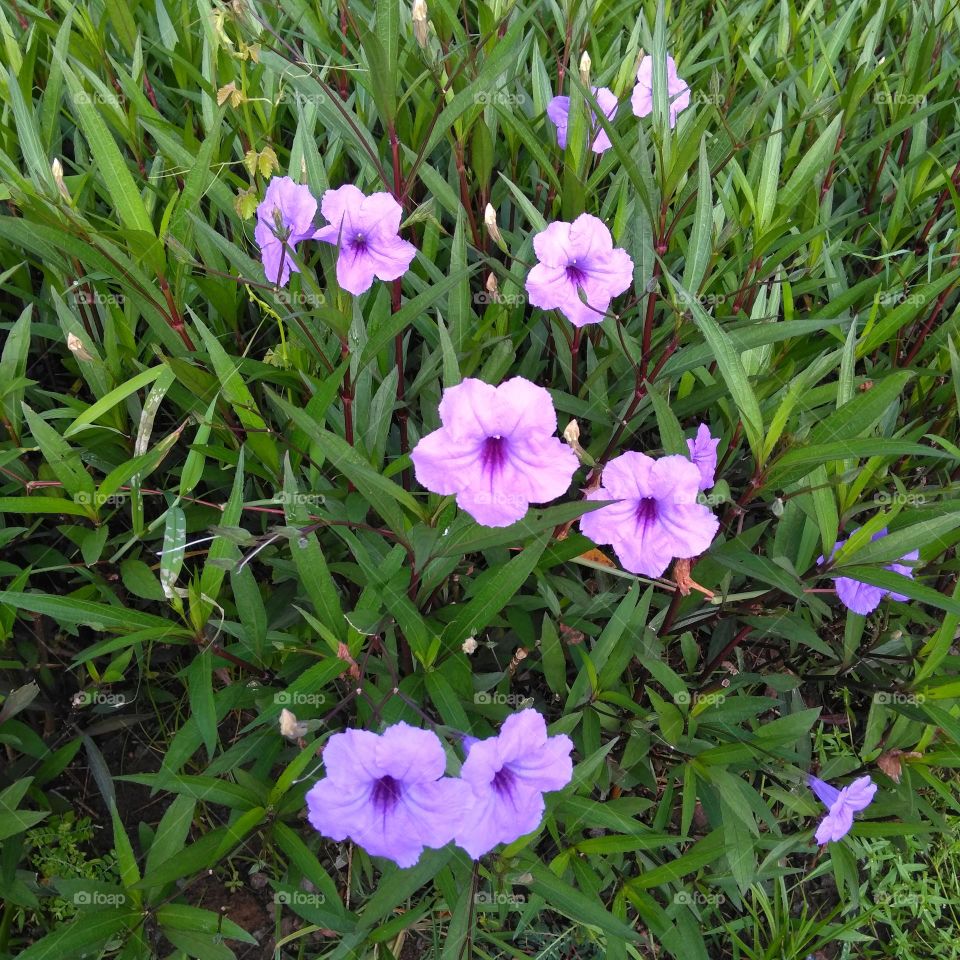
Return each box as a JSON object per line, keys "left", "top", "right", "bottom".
{"left": 526, "top": 862, "right": 639, "bottom": 940}
{"left": 272, "top": 392, "right": 422, "bottom": 532}
{"left": 59, "top": 60, "right": 157, "bottom": 240}
{"left": 442, "top": 532, "right": 550, "bottom": 647}
{"left": 682, "top": 294, "right": 764, "bottom": 461}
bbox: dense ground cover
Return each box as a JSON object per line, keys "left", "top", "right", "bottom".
{"left": 1, "top": 0, "right": 960, "bottom": 956}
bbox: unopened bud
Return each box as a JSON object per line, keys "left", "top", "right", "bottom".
{"left": 485, "top": 272, "right": 499, "bottom": 296}
{"left": 579, "top": 51, "right": 591, "bottom": 86}
{"left": 563, "top": 419, "right": 593, "bottom": 465}
{"left": 51, "top": 158, "right": 70, "bottom": 201}
{"left": 412, "top": 0, "right": 429, "bottom": 47}
{"left": 484, "top": 202, "right": 504, "bottom": 247}
{"left": 67, "top": 333, "right": 94, "bottom": 361}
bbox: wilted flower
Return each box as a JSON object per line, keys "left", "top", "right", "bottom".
{"left": 525, "top": 214, "right": 634, "bottom": 327}
{"left": 546, "top": 87, "right": 619, "bottom": 154}
{"left": 687, "top": 423, "right": 719, "bottom": 491}
{"left": 314, "top": 185, "right": 417, "bottom": 295}
{"left": 808, "top": 774, "right": 877, "bottom": 844}
{"left": 455, "top": 709, "right": 573, "bottom": 858}
{"left": 580, "top": 452, "right": 719, "bottom": 577}
{"left": 254, "top": 176, "right": 321, "bottom": 287}
{"left": 279, "top": 708, "right": 309, "bottom": 740}
{"left": 305, "top": 723, "right": 470, "bottom": 868}
{"left": 631, "top": 54, "right": 690, "bottom": 128}
{"left": 410, "top": 377, "right": 579, "bottom": 526}
{"left": 412, "top": 0, "right": 429, "bottom": 46}
{"left": 819, "top": 528, "right": 919, "bottom": 615}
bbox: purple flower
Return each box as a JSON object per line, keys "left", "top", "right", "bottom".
{"left": 819, "top": 528, "right": 919, "bottom": 615}
{"left": 631, "top": 54, "right": 691, "bottom": 128}
{"left": 808, "top": 774, "right": 877, "bottom": 844}
{"left": 546, "top": 87, "right": 619, "bottom": 154}
{"left": 455, "top": 709, "right": 573, "bottom": 858}
{"left": 254, "top": 177, "right": 321, "bottom": 287}
{"left": 410, "top": 377, "right": 580, "bottom": 527}
{"left": 305, "top": 722, "right": 470, "bottom": 868}
{"left": 525, "top": 215, "right": 634, "bottom": 328}
{"left": 580, "top": 452, "right": 719, "bottom": 577}
{"left": 687, "top": 423, "right": 719, "bottom": 491}
{"left": 314, "top": 185, "right": 417, "bottom": 295}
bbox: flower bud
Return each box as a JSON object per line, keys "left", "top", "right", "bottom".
{"left": 67, "top": 332, "right": 94, "bottom": 361}
{"left": 412, "top": 0, "right": 429, "bottom": 47}
{"left": 51, "top": 158, "right": 71, "bottom": 201}
{"left": 484, "top": 202, "right": 503, "bottom": 246}
{"left": 579, "top": 51, "right": 591, "bottom": 86}
{"left": 563, "top": 419, "right": 593, "bottom": 465}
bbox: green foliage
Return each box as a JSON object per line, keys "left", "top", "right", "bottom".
{"left": 1, "top": 0, "right": 960, "bottom": 956}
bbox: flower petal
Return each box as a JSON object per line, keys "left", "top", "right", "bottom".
{"left": 532, "top": 221, "right": 574, "bottom": 267}
{"left": 335, "top": 247, "right": 377, "bottom": 295}
{"left": 410, "top": 429, "right": 483, "bottom": 496}
{"left": 807, "top": 775, "right": 840, "bottom": 809}
{"left": 320, "top": 184, "right": 366, "bottom": 229}
{"left": 546, "top": 96, "right": 570, "bottom": 149}
{"left": 834, "top": 576, "right": 885, "bottom": 615}
{"left": 839, "top": 775, "right": 877, "bottom": 812}
{"left": 377, "top": 722, "right": 448, "bottom": 782}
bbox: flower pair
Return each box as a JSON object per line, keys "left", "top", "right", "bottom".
{"left": 254, "top": 177, "right": 416, "bottom": 293}
{"left": 545, "top": 54, "right": 691, "bottom": 156}
{"left": 305, "top": 709, "right": 573, "bottom": 867}
{"left": 410, "top": 377, "right": 721, "bottom": 578}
